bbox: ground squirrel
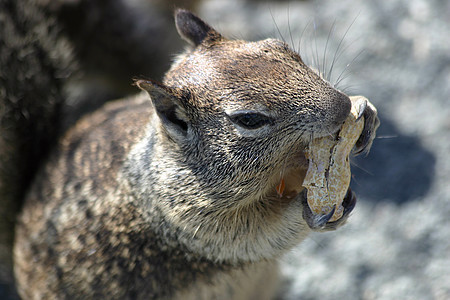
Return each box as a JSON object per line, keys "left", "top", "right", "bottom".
{"left": 12, "top": 9, "right": 379, "bottom": 299}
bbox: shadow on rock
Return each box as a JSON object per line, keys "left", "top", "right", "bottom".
{"left": 351, "top": 115, "right": 436, "bottom": 204}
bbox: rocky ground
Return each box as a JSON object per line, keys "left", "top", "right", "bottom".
{"left": 199, "top": 0, "right": 450, "bottom": 299}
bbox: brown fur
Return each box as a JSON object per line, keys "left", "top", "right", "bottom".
{"left": 14, "top": 9, "right": 379, "bottom": 299}
{"left": 1, "top": 1, "right": 198, "bottom": 297}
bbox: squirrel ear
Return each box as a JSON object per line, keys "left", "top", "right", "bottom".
{"left": 135, "top": 79, "right": 189, "bottom": 140}
{"left": 175, "top": 9, "right": 222, "bottom": 46}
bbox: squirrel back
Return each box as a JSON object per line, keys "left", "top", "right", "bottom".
{"left": 0, "top": 0, "right": 196, "bottom": 298}
{"left": 0, "top": 2, "right": 75, "bottom": 297}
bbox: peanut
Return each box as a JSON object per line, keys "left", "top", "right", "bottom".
{"left": 303, "top": 96, "right": 366, "bottom": 222}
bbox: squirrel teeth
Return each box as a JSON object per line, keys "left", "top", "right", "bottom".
{"left": 303, "top": 96, "right": 366, "bottom": 222}
{"left": 276, "top": 178, "right": 286, "bottom": 198}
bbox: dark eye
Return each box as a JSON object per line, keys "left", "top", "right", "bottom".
{"left": 229, "top": 112, "right": 273, "bottom": 129}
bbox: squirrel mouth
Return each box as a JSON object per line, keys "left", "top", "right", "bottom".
{"left": 272, "top": 168, "right": 306, "bottom": 202}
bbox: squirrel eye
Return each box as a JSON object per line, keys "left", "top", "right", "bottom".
{"left": 229, "top": 112, "right": 273, "bottom": 129}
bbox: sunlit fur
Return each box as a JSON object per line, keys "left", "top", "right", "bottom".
{"left": 14, "top": 10, "right": 378, "bottom": 299}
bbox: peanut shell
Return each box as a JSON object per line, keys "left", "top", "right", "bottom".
{"left": 303, "top": 96, "right": 365, "bottom": 222}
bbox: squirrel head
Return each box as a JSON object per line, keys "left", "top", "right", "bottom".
{"left": 133, "top": 10, "right": 353, "bottom": 262}
{"left": 135, "top": 9, "right": 351, "bottom": 205}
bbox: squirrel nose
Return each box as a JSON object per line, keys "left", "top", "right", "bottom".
{"left": 333, "top": 92, "right": 351, "bottom": 127}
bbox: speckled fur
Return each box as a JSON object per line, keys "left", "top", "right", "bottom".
{"left": 14, "top": 10, "right": 378, "bottom": 299}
